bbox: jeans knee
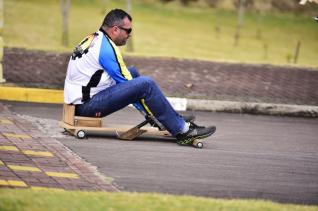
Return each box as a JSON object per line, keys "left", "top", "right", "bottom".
{"left": 139, "top": 76, "right": 156, "bottom": 87}
{"left": 128, "top": 66, "right": 140, "bottom": 78}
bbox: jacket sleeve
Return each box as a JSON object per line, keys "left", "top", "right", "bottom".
{"left": 98, "top": 36, "right": 132, "bottom": 83}
{"left": 98, "top": 36, "right": 148, "bottom": 113}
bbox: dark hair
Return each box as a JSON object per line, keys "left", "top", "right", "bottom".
{"left": 102, "top": 9, "right": 132, "bottom": 27}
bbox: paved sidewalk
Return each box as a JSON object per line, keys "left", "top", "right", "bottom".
{"left": 0, "top": 103, "right": 118, "bottom": 191}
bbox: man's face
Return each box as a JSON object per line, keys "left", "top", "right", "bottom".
{"left": 112, "top": 16, "right": 132, "bottom": 46}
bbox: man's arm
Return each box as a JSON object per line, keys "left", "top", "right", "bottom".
{"left": 99, "top": 35, "right": 132, "bottom": 83}
{"left": 98, "top": 35, "right": 151, "bottom": 113}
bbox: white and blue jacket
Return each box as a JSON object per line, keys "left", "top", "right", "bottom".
{"left": 64, "top": 29, "right": 133, "bottom": 105}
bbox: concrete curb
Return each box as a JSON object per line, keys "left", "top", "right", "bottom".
{"left": 0, "top": 86, "right": 317, "bottom": 118}
{"left": 186, "top": 99, "right": 318, "bottom": 118}
{"left": 0, "top": 86, "right": 62, "bottom": 103}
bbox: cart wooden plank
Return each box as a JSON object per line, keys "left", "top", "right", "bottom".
{"left": 59, "top": 121, "right": 171, "bottom": 137}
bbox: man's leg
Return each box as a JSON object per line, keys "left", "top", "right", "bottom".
{"left": 128, "top": 66, "right": 140, "bottom": 78}
{"left": 76, "top": 76, "right": 185, "bottom": 136}
{"left": 128, "top": 66, "right": 195, "bottom": 124}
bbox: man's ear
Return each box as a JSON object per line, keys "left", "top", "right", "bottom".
{"left": 113, "top": 26, "right": 120, "bottom": 34}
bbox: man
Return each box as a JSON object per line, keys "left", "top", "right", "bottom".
{"left": 64, "top": 9, "right": 216, "bottom": 146}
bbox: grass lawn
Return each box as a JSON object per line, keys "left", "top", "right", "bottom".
{"left": 3, "top": 0, "right": 318, "bottom": 68}
{"left": 0, "top": 188, "right": 317, "bottom": 211}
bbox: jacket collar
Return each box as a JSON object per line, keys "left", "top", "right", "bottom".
{"left": 99, "top": 27, "right": 111, "bottom": 39}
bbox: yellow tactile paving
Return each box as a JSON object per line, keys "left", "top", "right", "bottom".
{"left": 0, "top": 115, "right": 90, "bottom": 190}
{"left": 31, "top": 186, "right": 65, "bottom": 191}
{"left": 0, "top": 179, "right": 28, "bottom": 187}
{"left": 0, "top": 145, "right": 19, "bottom": 151}
{"left": 0, "top": 145, "right": 54, "bottom": 157}
{"left": 8, "top": 165, "right": 41, "bottom": 172}
{"left": 7, "top": 180, "right": 28, "bottom": 187}
{"left": 45, "top": 171, "right": 79, "bottom": 179}
{"left": 0, "top": 119, "right": 13, "bottom": 124}
{"left": 6, "top": 164, "right": 79, "bottom": 179}
{"left": 4, "top": 163, "right": 79, "bottom": 180}
{"left": 22, "top": 150, "right": 54, "bottom": 157}
{"left": 2, "top": 133, "right": 31, "bottom": 139}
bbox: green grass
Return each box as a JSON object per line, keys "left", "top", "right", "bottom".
{"left": 0, "top": 189, "right": 317, "bottom": 211}
{"left": 3, "top": 0, "right": 318, "bottom": 67}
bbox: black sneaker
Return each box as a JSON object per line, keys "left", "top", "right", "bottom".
{"left": 176, "top": 123, "right": 216, "bottom": 146}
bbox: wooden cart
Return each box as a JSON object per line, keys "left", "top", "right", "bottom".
{"left": 59, "top": 104, "right": 203, "bottom": 148}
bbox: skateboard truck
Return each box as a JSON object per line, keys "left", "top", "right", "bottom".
{"left": 117, "top": 119, "right": 149, "bottom": 140}
{"left": 118, "top": 113, "right": 166, "bottom": 140}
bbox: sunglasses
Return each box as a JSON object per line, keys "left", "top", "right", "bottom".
{"left": 117, "top": 26, "right": 132, "bottom": 35}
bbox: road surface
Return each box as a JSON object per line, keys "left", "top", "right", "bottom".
{"left": 4, "top": 101, "right": 318, "bottom": 205}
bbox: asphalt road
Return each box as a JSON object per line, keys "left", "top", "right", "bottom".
{"left": 3, "top": 101, "right": 318, "bottom": 205}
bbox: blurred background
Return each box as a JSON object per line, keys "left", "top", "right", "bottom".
{"left": 2, "top": 0, "right": 318, "bottom": 67}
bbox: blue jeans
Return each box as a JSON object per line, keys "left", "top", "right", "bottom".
{"left": 75, "top": 67, "right": 185, "bottom": 136}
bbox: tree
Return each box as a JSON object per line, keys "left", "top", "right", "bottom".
{"left": 126, "top": 0, "right": 134, "bottom": 52}
{"left": 61, "top": 0, "right": 71, "bottom": 46}
{"left": 234, "top": 0, "right": 246, "bottom": 46}
{"left": 0, "top": 0, "right": 5, "bottom": 83}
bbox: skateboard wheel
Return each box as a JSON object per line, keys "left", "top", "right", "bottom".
{"left": 196, "top": 142, "right": 203, "bottom": 148}
{"left": 76, "top": 130, "right": 86, "bottom": 139}
{"left": 193, "top": 140, "right": 203, "bottom": 148}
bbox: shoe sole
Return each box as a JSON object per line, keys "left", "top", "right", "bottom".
{"left": 178, "top": 126, "right": 216, "bottom": 146}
